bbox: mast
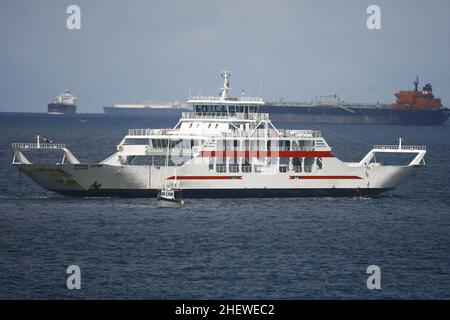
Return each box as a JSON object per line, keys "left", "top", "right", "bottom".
{"left": 220, "top": 71, "right": 231, "bottom": 99}
{"left": 161, "top": 138, "right": 170, "bottom": 190}
{"left": 413, "top": 76, "right": 419, "bottom": 92}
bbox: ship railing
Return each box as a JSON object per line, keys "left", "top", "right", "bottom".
{"left": 188, "top": 96, "right": 264, "bottom": 103}
{"left": 360, "top": 144, "right": 427, "bottom": 166}
{"left": 128, "top": 126, "right": 320, "bottom": 139}
{"left": 127, "top": 127, "right": 322, "bottom": 141}
{"left": 11, "top": 142, "right": 81, "bottom": 164}
{"left": 181, "top": 112, "right": 269, "bottom": 121}
{"left": 291, "top": 147, "right": 315, "bottom": 151}
{"left": 12, "top": 143, "right": 66, "bottom": 149}
{"left": 280, "top": 129, "right": 322, "bottom": 138}
{"left": 373, "top": 145, "right": 427, "bottom": 151}
{"left": 128, "top": 128, "right": 177, "bottom": 136}
{"left": 221, "top": 128, "right": 281, "bottom": 138}
{"left": 208, "top": 128, "right": 320, "bottom": 139}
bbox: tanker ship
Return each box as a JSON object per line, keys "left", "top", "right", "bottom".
{"left": 262, "top": 77, "right": 449, "bottom": 125}
{"left": 103, "top": 102, "right": 190, "bottom": 116}
{"left": 48, "top": 89, "right": 77, "bottom": 114}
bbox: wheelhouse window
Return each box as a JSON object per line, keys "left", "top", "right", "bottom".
{"left": 249, "top": 106, "right": 258, "bottom": 113}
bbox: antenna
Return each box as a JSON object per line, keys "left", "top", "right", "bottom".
{"left": 259, "top": 67, "right": 264, "bottom": 98}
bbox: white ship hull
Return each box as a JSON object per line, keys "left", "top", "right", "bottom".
{"left": 15, "top": 157, "right": 419, "bottom": 198}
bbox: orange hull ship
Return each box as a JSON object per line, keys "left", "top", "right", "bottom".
{"left": 261, "top": 77, "right": 449, "bottom": 125}
{"left": 393, "top": 77, "right": 442, "bottom": 110}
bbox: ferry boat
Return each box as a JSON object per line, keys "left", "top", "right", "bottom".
{"left": 13, "top": 72, "right": 426, "bottom": 198}
{"left": 48, "top": 89, "right": 77, "bottom": 114}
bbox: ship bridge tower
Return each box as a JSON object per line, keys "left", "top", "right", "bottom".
{"left": 180, "top": 71, "right": 269, "bottom": 135}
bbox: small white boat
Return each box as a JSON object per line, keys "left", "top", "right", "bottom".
{"left": 157, "top": 187, "right": 184, "bottom": 206}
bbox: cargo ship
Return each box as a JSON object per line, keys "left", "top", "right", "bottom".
{"left": 103, "top": 102, "right": 190, "bottom": 116}
{"left": 48, "top": 89, "right": 77, "bottom": 114}
{"left": 261, "top": 77, "right": 449, "bottom": 125}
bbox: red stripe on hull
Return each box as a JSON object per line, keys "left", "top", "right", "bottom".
{"left": 200, "top": 151, "right": 333, "bottom": 158}
{"left": 289, "top": 175, "right": 363, "bottom": 180}
{"left": 167, "top": 176, "right": 243, "bottom": 180}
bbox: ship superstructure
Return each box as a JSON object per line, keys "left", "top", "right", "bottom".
{"left": 393, "top": 76, "right": 443, "bottom": 110}
{"left": 14, "top": 72, "right": 426, "bottom": 198}
{"left": 48, "top": 89, "right": 77, "bottom": 114}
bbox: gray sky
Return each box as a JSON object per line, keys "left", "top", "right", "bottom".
{"left": 1, "top": 0, "right": 450, "bottom": 113}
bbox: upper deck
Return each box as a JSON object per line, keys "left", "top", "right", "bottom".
{"left": 188, "top": 96, "right": 264, "bottom": 105}
{"left": 187, "top": 72, "right": 264, "bottom": 116}
{"left": 181, "top": 111, "right": 268, "bottom": 121}
{"left": 124, "top": 72, "right": 323, "bottom": 142}
{"left": 127, "top": 127, "right": 321, "bottom": 139}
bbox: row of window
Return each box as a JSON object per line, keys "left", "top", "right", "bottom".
{"left": 193, "top": 104, "right": 259, "bottom": 113}
{"left": 215, "top": 139, "right": 315, "bottom": 151}
{"left": 120, "top": 155, "right": 323, "bottom": 172}
{"left": 210, "top": 157, "right": 323, "bottom": 173}
{"left": 124, "top": 138, "right": 317, "bottom": 151}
